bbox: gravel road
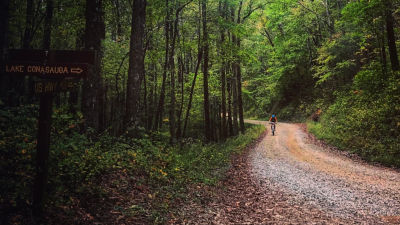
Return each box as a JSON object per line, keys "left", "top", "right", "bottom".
{"left": 247, "top": 120, "right": 400, "bottom": 223}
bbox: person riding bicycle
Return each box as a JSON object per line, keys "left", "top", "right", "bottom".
{"left": 269, "top": 114, "right": 278, "bottom": 123}
{"left": 269, "top": 114, "right": 277, "bottom": 135}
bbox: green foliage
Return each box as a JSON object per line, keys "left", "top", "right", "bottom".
{"left": 0, "top": 105, "right": 38, "bottom": 208}
{"left": 1, "top": 101, "right": 265, "bottom": 222}
{"left": 313, "top": 32, "right": 361, "bottom": 86}
{"left": 240, "top": 0, "right": 400, "bottom": 168}
{"left": 308, "top": 67, "right": 400, "bottom": 167}
{"left": 171, "top": 124, "right": 265, "bottom": 185}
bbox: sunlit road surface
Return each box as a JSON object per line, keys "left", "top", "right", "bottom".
{"left": 246, "top": 120, "right": 400, "bottom": 223}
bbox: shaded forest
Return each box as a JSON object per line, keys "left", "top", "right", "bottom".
{"left": 1, "top": 0, "right": 399, "bottom": 224}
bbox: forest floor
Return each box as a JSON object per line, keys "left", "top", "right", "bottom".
{"left": 169, "top": 121, "right": 400, "bottom": 224}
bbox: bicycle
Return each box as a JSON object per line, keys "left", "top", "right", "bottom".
{"left": 270, "top": 122, "right": 276, "bottom": 136}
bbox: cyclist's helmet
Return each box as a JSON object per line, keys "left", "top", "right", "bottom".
{"left": 272, "top": 114, "right": 276, "bottom": 118}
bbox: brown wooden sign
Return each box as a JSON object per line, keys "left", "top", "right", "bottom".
{"left": 4, "top": 62, "right": 88, "bottom": 77}
{"left": 34, "top": 79, "right": 79, "bottom": 94}
{"left": 2, "top": 49, "right": 95, "bottom": 221}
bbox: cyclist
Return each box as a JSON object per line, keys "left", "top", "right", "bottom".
{"left": 269, "top": 114, "right": 277, "bottom": 135}
{"left": 269, "top": 114, "right": 278, "bottom": 123}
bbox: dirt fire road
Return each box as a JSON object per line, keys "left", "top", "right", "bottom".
{"left": 171, "top": 121, "right": 400, "bottom": 224}
{"left": 247, "top": 120, "right": 400, "bottom": 223}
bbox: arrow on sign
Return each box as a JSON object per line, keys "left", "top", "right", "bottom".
{"left": 71, "top": 68, "right": 83, "bottom": 74}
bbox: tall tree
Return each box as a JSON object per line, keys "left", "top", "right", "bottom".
{"left": 42, "top": 0, "right": 53, "bottom": 50}
{"left": 82, "top": 0, "right": 105, "bottom": 130}
{"left": 219, "top": 0, "right": 228, "bottom": 140}
{"left": 23, "top": 0, "right": 34, "bottom": 49}
{"left": 0, "top": 0, "right": 10, "bottom": 102}
{"left": 182, "top": 30, "right": 203, "bottom": 138}
{"left": 231, "top": 77, "right": 239, "bottom": 135}
{"left": 227, "top": 77, "right": 234, "bottom": 136}
{"left": 202, "top": 0, "right": 211, "bottom": 141}
{"left": 154, "top": 0, "right": 172, "bottom": 130}
{"left": 125, "top": 0, "right": 147, "bottom": 128}
{"left": 385, "top": 3, "right": 399, "bottom": 72}
{"left": 233, "top": 0, "right": 260, "bottom": 134}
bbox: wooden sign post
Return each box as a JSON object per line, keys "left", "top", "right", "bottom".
{"left": 2, "top": 49, "right": 95, "bottom": 220}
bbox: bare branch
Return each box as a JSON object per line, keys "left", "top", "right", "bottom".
{"left": 242, "top": 1, "right": 262, "bottom": 23}
{"left": 261, "top": 28, "right": 274, "bottom": 47}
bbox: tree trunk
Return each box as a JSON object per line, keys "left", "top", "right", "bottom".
{"left": 219, "top": 0, "right": 227, "bottom": 140}
{"left": 25, "top": 0, "right": 36, "bottom": 101}
{"left": 202, "top": 0, "right": 211, "bottom": 141}
{"left": 378, "top": 27, "right": 387, "bottom": 75}
{"left": 232, "top": 78, "right": 239, "bottom": 135}
{"left": 148, "top": 64, "right": 156, "bottom": 130}
{"left": 82, "top": 0, "right": 105, "bottom": 130}
{"left": 143, "top": 66, "right": 148, "bottom": 129}
{"left": 385, "top": 7, "right": 399, "bottom": 72}
{"left": 220, "top": 64, "right": 227, "bottom": 139}
{"left": 227, "top": 79, "right": 233, "bottom": 136}
{"left": 112, "top": 0, "right": 123, "bottom": 41}
{"left": 23, "top": 0, "right": 34, "bottom": 49}
{"left": 98, "top": 77, "right": 105, "bottom": 131}
{"left": 235, "top": 39, "right": 245, "bottom": 134}
{"left": 182, "top": 36, "right": 203, "bottom": 138}
{"left": 0, "top": 0, "right": 10, "bottom": 103}
{"left": 69, "top": 28, "right": 85, "bottom": 114}
{"left": 125, "top": 0, "right": 146, "bottom": 128}
{"left": 154, "top": 8, "right": 170, "bottom": 130}
{"left": 168, "top": 2, "right": 184, "bottom": 144}
{"left": 234, "top": 2, "right": 245, "bottom": 134}
{"left": 323, "top": 0, "right": 334, "bottom": 33}
{"left": 176, "top": 54, "right": 184, "bottom": 139}
{"left": 42, "top": 0, "right": 53, "bottom": 50}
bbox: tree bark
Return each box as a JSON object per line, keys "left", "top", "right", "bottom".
{"left": 385, "top": 7, "right": 399, "bottom": 72}
{"left": 69, "top": 28, "right": 85, "bottom": 114}
{"left": 148, "top": 64, "right": 156, "bottom": 130}
{"left": 182, "top": 35, "right": 203, "bottom": 138}
{"left": 125, "top": 0, "right": 146, "bottom": 128}
{"left": 154, "top": 4, "right": 170, "bottom": 130}
{"left": 323, "top": 0, "right": 334, "bottom": 33}
{"left": 25, "top": 0, "right": 36, "bottom": 101}
{"left": 143, "top": 66, "right": 148, "bottom": 129}
{"left": 202, "top": 0, "right": 211, "bottom": 141}
{"left": 235, "top": 39, "right": 245, "bottom": 134}
{"left": 378, "top": 26, "right": 387, "bottom": 75}
{"left": 82, "top": 0, "right": 105, "bottom": 130}
{"left": 23, "top": 0, "right": 34, "bottom": 49}
{"left": 219, "top": 0, "right": 227, "bottom": 140}
{"left": 234, "top": 2, "right": 245, "bottom": 134}
{"left": 0, "top": 0, "right": 10, "bottom": 103}
{"left": 176, "top": 54, "right": 184, "bottom": 139}
{"left": 112, "top": 0, "right": 123, "bottom": 41}
{"left": 168, "top": 1, "right": 184, "bottom": 144}
{"left": 227, "top": 78, "right": 233, "bottom": 136}
{"left": 220, "top": 65, "right": 227, "bottom": 139}
{"left": 232, "top": 78, "right": 239, "bottom": 135}
{"left": 42, "top": 0, "right": 53, "bottom": 50}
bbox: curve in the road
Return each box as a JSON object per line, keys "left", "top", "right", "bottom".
{"left": 246, "top": 120, "right": 400, "bottom": 223}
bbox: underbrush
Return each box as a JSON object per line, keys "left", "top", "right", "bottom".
{"left": 307, "top": 68, "right": 400, "bottom": 167}
{"left": 0, "top": 104, "right": 265, "bottom": 224}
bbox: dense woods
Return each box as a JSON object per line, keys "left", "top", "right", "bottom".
{"left": 1, "top": 0, "right": 261, "bottom": 141}
{"left": 1, "top": 0, "right": 399, "bottom": 223}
